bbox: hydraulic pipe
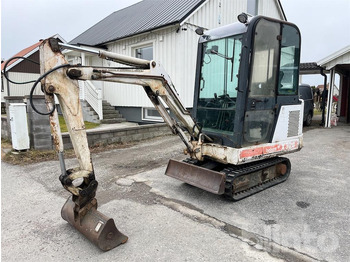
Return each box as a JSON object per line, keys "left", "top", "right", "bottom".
{"left": 58, "top": 42, "right": 150, "bottom": 68}
{"left": 58, "top": 42, "right": 99, "bottom": 55}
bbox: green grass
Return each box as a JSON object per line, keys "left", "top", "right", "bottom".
{"left": 58, "top": 115, "right": 100, "bottom": 133}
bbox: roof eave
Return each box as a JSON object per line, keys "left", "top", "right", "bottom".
{"left": 179, "top": 0, "right": 208, "bottom": 26}
{"left": 299, "top": 62, "right": 327, "bottom": 75}
{"left": 317, "top": 45, "right": 350, "bottom": 67}
{"left": 96, "top": 22, "right": 181, "bottom": 46}
{"left": 2, "top": 34, "right": 66, "bottom": 72}
{"left": 2, "top": 46, "right": 40, "bottom": 72}
{"left": 73, "top": 0, "right": 207, "bottom": 47}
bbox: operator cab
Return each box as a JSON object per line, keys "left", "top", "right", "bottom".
{"left": 193, "top": 16, "right": 301, "bottom": 148}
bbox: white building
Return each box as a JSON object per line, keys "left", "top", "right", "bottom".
{"left": 1, "top": 34, "right": 65, "bottom": 104}
{"left": 66, "top": 0, "right": 286, "bottom": 123}
{"left": 318, "top": 45, "right": 350, "bottom": 126}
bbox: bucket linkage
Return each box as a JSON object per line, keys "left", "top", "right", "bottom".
{"left": 59, "top": 168, "right": 128, "bottom": 251}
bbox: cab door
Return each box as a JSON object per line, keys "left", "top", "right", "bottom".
{"left": 243, "top": 19, "right": 281, "bottom": 146}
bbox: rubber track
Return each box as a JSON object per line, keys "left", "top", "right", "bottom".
{"left": 222, "top": 157, "right": 291, "bottom": 201}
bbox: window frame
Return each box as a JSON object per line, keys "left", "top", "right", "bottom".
{"left": 142, "top": 107, "right": 164, "bottom": 122}
{"left": 195, "top": 35, "right": 243, "bottom": 135}
{"left": 277, "top": 24, "right": 301, "bottom": 96}
{"left": 131, "top": 41, "right": 154, "bottom": 60}
{"left": 248, "top": 20, "right": 280, "bottom": 98}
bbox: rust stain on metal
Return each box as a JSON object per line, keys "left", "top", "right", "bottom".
{"left": 276, "top": 163, "right": 287, "bottom": 176}
{"left": 165, "top": 159, "right": 226, "bottom": 194}
{"left": 240, "top": 140, "right": 300, "bottom": 160}
{"left": 61, "top": 197, "right": 128, "bottom": 251}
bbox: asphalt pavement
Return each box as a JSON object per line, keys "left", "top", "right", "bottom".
{"left": 2, "top": 123, "right": 349, "bottom": 261}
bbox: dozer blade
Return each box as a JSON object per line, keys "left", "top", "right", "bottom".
{"left": 165, "top": 159, "right": 226, "bottom": 194}
{"left": 61, "top": 197, "right": 128, "bottom": 251}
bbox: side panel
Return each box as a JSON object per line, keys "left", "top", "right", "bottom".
{"left": 238, "top": 139, "right": 301, "bottom": 162}
{"left": 271, "top": 103, "right": 303, "bottom": 143}
{"left": 200, "top": 137, "right": 302, "bottom": 165}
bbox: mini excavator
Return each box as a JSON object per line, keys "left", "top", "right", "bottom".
{"left": 34, "top": 15, "right": 303, "bottom": 250}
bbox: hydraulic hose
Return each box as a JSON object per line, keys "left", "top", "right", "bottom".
{"left": 2, "top": 56, "right": 39, "bottom": 85}
{"left": 29, "top": 64, "right": 71, "bottom": 115}
{"left": 2, "top": 55, "right": 70, "bottom": 115}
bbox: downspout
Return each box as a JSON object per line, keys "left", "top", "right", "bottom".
{"left": 320, "top": 68, "right": 327, "bottom": 126}
{"left": 6, "top": 78, "right": 10, "bottom": 96}
{"left": 2, "top": 67, "right": 11, "bottom": 96}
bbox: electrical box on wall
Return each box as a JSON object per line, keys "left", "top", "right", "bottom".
{"left": 9, "top": 103, "right": 30, "bottom": 150}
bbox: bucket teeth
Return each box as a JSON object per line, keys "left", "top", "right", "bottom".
{"left": 61, "top": 197, "right": 128, "bottom": 251}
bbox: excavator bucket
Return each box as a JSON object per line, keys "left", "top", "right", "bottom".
{"left": 165, "top": 159, "right": 226, "bottom": 194}
{"left": 61, "top": 197, "right": 128, "bottom": 251}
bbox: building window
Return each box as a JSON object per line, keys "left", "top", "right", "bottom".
{"left": 142, "top": 107, "right": 164, "bottom": 122}
{"left": 135, "top": 45, "right": 153, "bottom": 60}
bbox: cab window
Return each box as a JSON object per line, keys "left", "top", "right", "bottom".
{"left": 249, "top": 20, "right": 280, "bottom": 97}
{"left": 196, "top": 35, "right": 242, "bottom": 135}
{"left": 278, "top": 25, "right": 300, "bottom": 95}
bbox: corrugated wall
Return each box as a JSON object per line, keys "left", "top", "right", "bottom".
{"left": 95, "top": 0, "right": 285, "bottom": 108}
{"left": 1, "top": 72, "right": 41, "bottom": 101}
{"left": 103, "top": 25, "right": 192, "bottom": 107}
{"left": 258, "top": 0, "right": 284, "bottom": 19}
{"left": 103, "top": 32, "right": 155, "bottom": 107}
{"left": 185, "top": 0, "right": 247, "bottom": 29}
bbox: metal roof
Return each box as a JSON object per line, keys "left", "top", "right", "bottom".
{"left": 69, "top": 0, "right": 206, "bottom": 46}
{"left": 299, "top": 62, "right": 326, "bottom": 75}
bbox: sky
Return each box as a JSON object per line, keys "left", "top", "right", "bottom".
{"left": 281, "top": 0, "right": 349, "bottom": 63}
{"left": 1, "top": 0, "right": 350, "bottom": 86}
{"left": 280, "top": 0, "right": 350, "bottom": 86}
{"left": 1, "top": 0, "right": 142, "bottom": 59}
